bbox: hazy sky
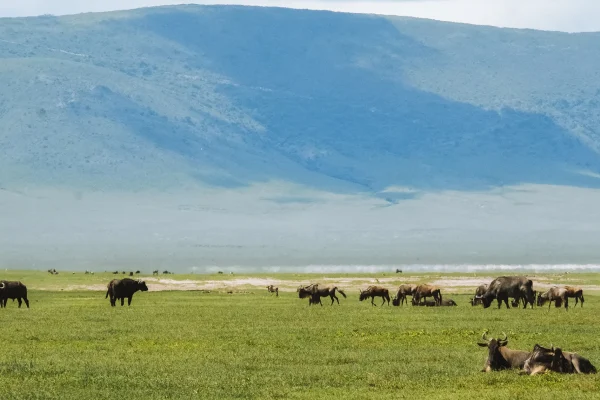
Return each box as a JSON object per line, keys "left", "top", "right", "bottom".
{"left": 0, "top": 0, "right": 598, "bottom": 32}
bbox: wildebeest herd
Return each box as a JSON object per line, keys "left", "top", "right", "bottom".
{"left": 0, "top": 273, "right": 595, "bottom": 376}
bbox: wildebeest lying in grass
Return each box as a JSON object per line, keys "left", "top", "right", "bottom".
{"left": 105, "top": 278, "right": 148, "bottom": 306}
{"left": 521, "top": 344, "right": 597, "bottom": 375}
{"left": 412, "top": 284, "right": 442, "bottom": 306}
{"left": 476, "top": 276, "right": 535, "bottom": 309}
{"left": 359, "top": 286, "right": 390, "bottom": 306}
{"left": 297, "top": 284, "right": 346, "bottom": 306}
{"left": 413, "top": 299, "right": 457, "bottom": 307}
{"left": 266, "top": 285, "right": 279, "bottom": 297}
{"left": 477, "top": 332, "right": 530, "bottom": 372}
{"left": 392, "top": 284, "right": 416, "bottom": 306}
{"left": 0, "top": 281, "right": 30, "bottom": 308}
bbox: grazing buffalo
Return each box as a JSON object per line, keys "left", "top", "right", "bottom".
{"left": 412, "top": 284, "right": 442, "bottom": 306}
{"left": 538, "top": 287, "right": 570, "bottom": 309}
{"left": 477, "top": 332, "right": 530, "bottom": 372}
{"left": 392, "top": 284, "right": 416, "bottom": 306}
{"left": 359, "top": 286, "right": 390, "bottom": 306}
{"left": 521, "top": 344, "right": 595, "bottom": 375}
{"left": 266, "top": 285, "right": 279, "bottom": 297}
{"left": 476, "top": 276, "right": 535, "bottom": 309}
{"left": 105, "top": 278, "right": 148, "bottom": 306}
{"left": 0, "top": 281, "right": 30, "bottom": 308}
{"left": 297, "top": 284, "right": 346, "bottom": 306}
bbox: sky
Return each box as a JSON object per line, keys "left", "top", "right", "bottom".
{"left": 0, "top": 0, "right": 598, "bottom": 32}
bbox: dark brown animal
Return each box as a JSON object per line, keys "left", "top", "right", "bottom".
{"left": 439, "top": 299, "right": 457, "bottom": 306}
{"left": 0, "top": 281, "right": 30, "bottom": 308}
{"left": 297, "top": 284, "right": 346, "bottom": 306}
{"left": 564, "top": 286, "right": 584, "bottom": 307}
{"left": 392, "top": 284, "right": 416, "bottom": 306}
{"left": 477, "top": 332, "right": 530, "bottom": 372}
{"left": 266, "top": 285, "right": 279, "bottom": 297}
{"left": 412, "top": 284, "right": 442, "bottom": 306}
{"left": 359, "top": 286, "right": 390, "bottom": 306}
{"left": 476, "top": 276, "right": 535, "bottom": 309}
{"left": 520, "top": 344, "right": 595, "bottom": 375}
{"left": 105, "top": 278, "right": 148, "bottom": 306}
{"left": 470, "top": 297, "right": 483, "bottom": 306}
{"left": 537, "top": 287, "right": 569, "bottom": 309}
{"left": 522, "top": 344, "right": 572, "bottom": 375}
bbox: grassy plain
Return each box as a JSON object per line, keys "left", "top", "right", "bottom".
{"left": 0, "top": 271, "right": 599, "bottom": 399}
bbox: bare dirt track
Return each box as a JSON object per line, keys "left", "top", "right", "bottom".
{"left": 60, "top": 275, "right": 600, "bottom": 294}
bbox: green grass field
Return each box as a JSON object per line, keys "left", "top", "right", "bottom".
{"left": 0, "top": 271, "right": 599, "bottom": 399}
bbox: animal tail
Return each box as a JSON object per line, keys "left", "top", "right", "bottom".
{"left": 105, "top": 289, "right": 109, "bottom": 299}
{"left": 337, "top": 288, "right": 347, "bottom": 298}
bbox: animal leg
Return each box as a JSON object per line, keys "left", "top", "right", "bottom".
{"left": 17, "top": 298, "right": 22, "bottom": 308}
{"left": 580, "top": 295, "right": 584, "bottom": 307}
{"left": 564, "top": 297, "right": 569, "bottom": 310}
{"left": 371, "top": 297, "right": 376, "bottom": 306}
{"left": 23, "top": 297, "right": 29, "bottom": 308}
{"left": 120, "top": 297, "right": 125, "bottom": 306}
{"left": 128, "top": 296, "right": 133, "bottom": 306}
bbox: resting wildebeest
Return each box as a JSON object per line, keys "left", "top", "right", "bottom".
{"left": 0, "top": 281, "right": 30, "bottom": 308}
{"left": 105, "top": 278, "right": 148, "bottom": 306}
{"left": 521, "top": 344, "right": 595, "bottom": 375}
{"left": 521, "top": 344, "right": 572, "bottom": 375}
{"left": 476, "top": 276, "right": 535, "bottom": 309}
{"left": 412, "top": 284, "right": 442, "bottom": 306}
{"left": 392, "top": 284, "right": 416, "bottom": 306}
{"left": 537, "top": 287, "right": 570, "bottom": 309}
{"left": 359, "top": 286, "right": 390, "bottom": 306}
{"left": 266, "top": 285, "right": 279, "bottom": 297}
{"left": 477, "top": 332, "right": 530, "bottom": 372}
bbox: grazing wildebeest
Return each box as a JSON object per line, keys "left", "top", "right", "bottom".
{"left": 564, "top": 286, "right": 584, "bottom": 307}
{"left": 477, "top": 332, "right": 530, "bottom": 372}
{"left": 537, "top": 287, "right": 570, "bottom": 309}
{"left": 47, "top": 268, "right": 58, "bottom": 275}
{"left": 0, "top": 281, "right": 30, "bottom": 308}
{"left": 113, "top": 270, "right": 119, "bottom": 274}
{"left": 392, "top": 284, "right": 416, "bottom": 306}
{"left": 129, "top": 271, "right": 134, "bottom": 276}
{"left": 266, "top": 285, "right": 279, "bottom": 297}
{"left": 359, "top": 286, "right": 390, "bottom": 306}
{"left": 412, "top": 284, "right": 442, "bottom": 306}
{"left": 520, "top": 344, "right": 595, "bottom": 375}
{"left": 396, "top": 269, "right": 403, "bottom": 273}
{"left": 163, "top": 270, "right": 173, "bottom": 275}
{"left": 476, "top": 276, "right": 535, "bottom": 309}
{"left": 135, "top": 270, "right": 141, "bottom": 274}
{"left": 105, "top": 278, "right": 148, "bottom": 306}
{"left": 298, "top": 284, "right": 346, "bottom": 306}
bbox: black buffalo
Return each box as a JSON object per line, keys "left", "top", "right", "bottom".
{"left": 105, "top": 278, "right": 148, "bottom": 306}
{"left": 476, "top": 276, "right": 535, "bottom": 309}
{"left": 0, "top": 281, "right": 30, "bottom": 308}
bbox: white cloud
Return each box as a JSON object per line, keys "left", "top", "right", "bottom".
{"left": 0, "top": 0, "right": 598, "bottom": 32}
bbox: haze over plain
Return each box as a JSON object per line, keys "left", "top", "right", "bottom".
{"left": 2, "top": 5, "right": 600, "bottom": 271}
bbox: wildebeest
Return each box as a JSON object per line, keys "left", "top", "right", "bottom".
{"left": 163, "top": 270, "right": 173, "bottom": 275}
{"left": 135, "top": 270, "right": 141, "bottom": 274}
{"left": 520, "top": 344, "right": 596, "bottom": 375}
{"left": 413, "top": 299, "right": 437, "bottom": 307}
{"left": 298, "top": 284, "right": 346, "bottom": 306}
{"left": 439, "top": 299, "right": 457, "bottom": 306}
{"left": 521, "top": 344, "right": 572, "bottom": 375}
{"left": 412, "top": 284, "right": 442, "bottom": 306}
{"left": 477, "top": 332, "right": 530, "bottom": 372}
{"left": 395, "top": 269, "right": 403, "bottom": 273}
{"left": 152, "top": 270, "right": 159, "bottom": 275}
{"left": 476, "top": 276, "right": 535, "bottom": 309}
{"left": 129, "top": 271, "right": 134, "bottom": 276}
{"left": 105, "top": 278, "right": 148, "bottom": 306}
{"left": 470, "top": 297, "right": 483, "bottom": 306}
{"left": 413, "top": 298, "right": 457, "bottom": 307}
{"left": 47, "top": 268, "right": 58, "bottom": 275}
{"left": 537, "top": 287, "right": 570, "bottom": 309}
{"left": 359, "top": 286, "right": 390, "bottom": 306}
{"left": 392, "top": 284, "right": 416, "bottom": 306}
{"left": 564, "top": 286, "right": 584, "bottom": 307}
{"left": 0, "top": 281, "right": 30, "bottom": 308}
{"left": 266, "top": 285, "right": 279, "bottom": 297}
